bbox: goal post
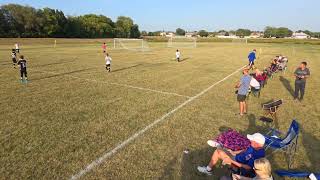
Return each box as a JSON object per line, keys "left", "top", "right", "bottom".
{"left": 113, "top": 38, "right": 149, "bottom": 51}
{"left": 167, "top": 36, "right": 197, "bottom": 48}
{"left": 232, "top": 38, "right": 248, "bottom": 44}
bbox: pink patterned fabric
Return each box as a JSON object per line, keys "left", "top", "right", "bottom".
{"left": 215, "top": 129, "right": 251, "bottom": 151}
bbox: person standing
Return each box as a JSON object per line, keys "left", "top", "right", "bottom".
{"left": 294, "top": 62, "right": 310, "bottom": 101}
{"left": 176, "top": 49, "right": 181, "bottom": 62}
{"left": 105, "top": 53, "right": 112, "bottom": 72}
{"left": 11, "top": 49, "right": 17, "bottom": 68}
{"left": 102, "top": 42, "right": 107, "bottom": 53}
{"left": 248, "top": 49, "right": 257, "bottom": 69}
{"left": 15, "top": 43, "right": 20, "bottom": 53}
{"left": 17, "top": 55, "right": 28, "bottom": 81}
{"left": 235, "top": 69, "right": 251, "bottom": 116}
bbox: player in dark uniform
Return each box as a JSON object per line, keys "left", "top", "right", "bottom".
{"left": 11, "top": 49, "right": 17, "bottom": 68}
{"left": 17, "top": 55, "right": 28, "bottom": 81}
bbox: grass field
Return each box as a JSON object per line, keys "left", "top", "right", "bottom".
{"left": 0, "top": 39, "right": 319, "bottom": 179}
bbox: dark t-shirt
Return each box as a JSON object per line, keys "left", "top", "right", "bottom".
{"left": 18, "top": 59, "right": 27, "bottom": 71}
{"left": 294, "top": 67, "right": 310, "bottom": 82}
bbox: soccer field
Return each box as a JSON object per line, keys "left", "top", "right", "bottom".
{"left": 0, "top": 39, "right": 319, "bottom": 179}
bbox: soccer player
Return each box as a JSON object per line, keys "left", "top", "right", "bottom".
{"left": 102, "top": 42, "right": 107, "bottom": 53}
{"left": 11, "top": 49, "right": 17, "bottom": 68}
{"left": 176, "top": 49, "right": 181, "bottom": 62}
{"left": 17, "top": 55, "right": 28, "bottom": 81}
{"left": 105, "top": 53, "right": 112, "bottom": 72}
{"left": 248, "top": 49, "right": 257, "bottom": 69}
{"left": 15, "top": 43, "right": 20, "bottom": 53}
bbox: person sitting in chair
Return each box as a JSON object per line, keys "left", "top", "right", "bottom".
{"left": 197, "top": 133, "right": 266, "bottom": 178}
{"left": 232, "top": 158, "right": 273, "bottom": 180}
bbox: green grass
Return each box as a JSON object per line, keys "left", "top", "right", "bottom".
{"left": 0, "top": 39, "right": 319, "bottom": 179}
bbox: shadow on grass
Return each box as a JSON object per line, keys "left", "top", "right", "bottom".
{"left": 266, "top": 125, "right": 320, "bottom": 178}
{"left": 160, "top": 147, "right": 229, "bottom": 180}
{"left": 111, "top": 64, "right": 142, "bottom": 73}
{"left": 32, "top": 60, "right": 75, "bottom": 68}
{"left": 32, "top": 67, "right": 96, "bottom": 81}
{"left": 279, "top": 76, "right": 295, "bottom": 97}
{"left": 179, "top": 57, "right": 190, "bottom": 62}
{"left": 160, "top": 114, "right": 270, "bottom": 180}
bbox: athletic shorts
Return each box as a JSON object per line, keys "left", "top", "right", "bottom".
{"left": 249, "top": 61, "right": 254, "bottom": 65}
{"left": 237, "top": 94, "right": 247, "bottom": 102}
{"left": 106, "top": 64, "right": 110, "bottom": 67}
{"left": 12, "top": 58, "right": 17, "bottom": 63}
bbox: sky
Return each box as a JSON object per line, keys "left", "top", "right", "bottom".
{"left": 1, "top": 0, "right": 320, "bottom": 32}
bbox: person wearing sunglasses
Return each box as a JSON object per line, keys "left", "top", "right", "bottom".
{"left": 232, "top": 158, "right": 273, "bottom": 180}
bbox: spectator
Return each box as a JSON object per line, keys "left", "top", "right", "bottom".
{"left": 294, "top": 62, "right": 310, "bottom": 101}
{"left": 197, "top": 133, "right": 265, "bottom": 178}
{"left": 232, "top": 158, "right": 273, "bottom": 180}
{"left": 235, "top": 68, "right": 251, "bottom": 116}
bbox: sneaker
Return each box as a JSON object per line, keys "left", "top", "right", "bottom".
{"left": 197, "top": 166, "right": 213, "bottom": 175}
{"left": 207, "top": 140, "right": 221, "bottom": 148}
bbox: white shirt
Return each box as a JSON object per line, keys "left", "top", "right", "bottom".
{"left": 176, "top": 51, "right": 180, "bottom": 58}
{"left": 11, "top": 52, "right": 16, "bottom": 58}
{"left": 15, "top": 43, "right": 19, "bottom": 49}
{"left": 105, "top": 56, "right": 112, "bottom": 65}
{"left": 250, "top": 77, "right": 260, "bottom": 89}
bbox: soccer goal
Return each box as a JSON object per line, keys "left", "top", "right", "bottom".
{"left": 167, "top": 36, "right": 197, "bottom": 48}
{"left": 232, "top": 38, "right": 248, "bottom": 44}
{"left": 113, "top": 38, "right": 149, "bottom": 51}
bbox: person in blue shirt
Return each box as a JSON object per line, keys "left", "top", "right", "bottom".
{"left": 197, "top": 133, "right": 266, "bottom": 178}
{"left": 248, "top": 49, "right": 257, "bottom": 69}
{"left": 235, "top": 68, "right": 251, "bottom": 116}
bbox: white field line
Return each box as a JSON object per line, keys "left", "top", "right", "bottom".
{"left": 70, "top": 65, "right": 246, "bottom": 180}
{"left": 32, "top": 69, "right": 190, "bottom": 98}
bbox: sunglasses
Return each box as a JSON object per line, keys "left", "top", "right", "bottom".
{"left": 253, "top": 166, "right": 260, "bottom": 171}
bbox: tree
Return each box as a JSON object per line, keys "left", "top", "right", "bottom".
{"left": 264, "top": 26, "right": 292, "bottom": 38}
{"left": 236, "top": 29, "right": 251, "bottom": 37}
{"left": 176, "top": 28, "right": 185, "bottom": 36}
{"left": 198, "top": 30, "right": 209, "bottom": 37}
{"left": 130, "top": 24, "right": 141, "bottom": 38}
{"left": 141, "top": 30, "right": 148, "bottom": 36}
{"left": 115, "top": 16, "right": 134, "bottom": 38}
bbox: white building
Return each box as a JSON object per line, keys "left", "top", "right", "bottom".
{"left": 185, "top": 32, "right": 197, "bottom": 37}
{"left": 292, "top": 32, "right": 310, "bottom": 39}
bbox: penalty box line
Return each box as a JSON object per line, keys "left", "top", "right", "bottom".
{"left": 70, "top": 65, "right": 246, "bottom": 180}
{"left": 32, "top": 69, "right": 191, "bottom": 98}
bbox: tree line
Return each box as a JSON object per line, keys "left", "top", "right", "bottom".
{"left": 147, "top": 27, "right": 320, "bottom": 38}
{"left": 0, "top": 4, "right": 141, "bottom": 38}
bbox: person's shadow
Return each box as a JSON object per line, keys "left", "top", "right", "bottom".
{"left": 159, "top": 114, "right": 269, "bottom": 180}
{"left": 279, "top": 76, "right": 295, "bottom": 97}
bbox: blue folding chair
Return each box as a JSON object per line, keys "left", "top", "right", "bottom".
{"left": 263, "top": 120, "right": 299, "bottom": 169}
{"left": 275, "top": 170, "right": 320, "bottom": 179}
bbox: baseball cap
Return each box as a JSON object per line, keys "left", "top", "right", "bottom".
{"left": 247, "top": 133, "right": 265, "bottom": 145}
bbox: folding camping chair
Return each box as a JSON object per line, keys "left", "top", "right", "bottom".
{"left": 262, "top": 99, "right": 283, "bottom": 120}
{"left": 275, "top": 170, "right": 320, "bottom": 179}
{"left": 263, "top": 120, "right": 300, "bottom": 169}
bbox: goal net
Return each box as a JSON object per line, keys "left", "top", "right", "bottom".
{"left": 232, "top": 38, "right": 248, "bottom": 44}
{"left": 167, "top": 36, "right": 197, "bottom": 48}
{"left": 113, "top": 38, "right": 149, "bottom": 51}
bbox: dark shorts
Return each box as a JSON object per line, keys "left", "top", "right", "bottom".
{"left": 237, "top": 94, "right": 247, "bottom": 102}
{"left": 249, "top": 61, "right": 254, "bottom": 65}
{"left": 12, "top": 58, "right": 17, "bottom": 63}
{"left": 106, "top": 64, "right": 110, "bottom": 67}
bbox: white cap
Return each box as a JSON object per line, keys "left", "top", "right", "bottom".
{"left": 247, "top": 133, "right": 265, "bottom": 145}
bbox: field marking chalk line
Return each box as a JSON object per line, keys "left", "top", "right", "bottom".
{"left": 70, "top": 65, "right": 246, "bottom": 180}
{"left": 32, "top": 69, "right": 190, "bottom": 98}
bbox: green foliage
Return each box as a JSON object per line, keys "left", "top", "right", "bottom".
{"left": 235, "top": 28, "right": 251, "bottom": 37}
{"left": 0, "top": 4, "right": 139, "bottom": 38}
{"left": 198, "top": 30, "right": 209, "bottom": 37}
{"left": 264, "top": 26, "right": 292, "bottom": 38}
{"left": 176, "top": 28, "right": 185, "bottom": 36}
